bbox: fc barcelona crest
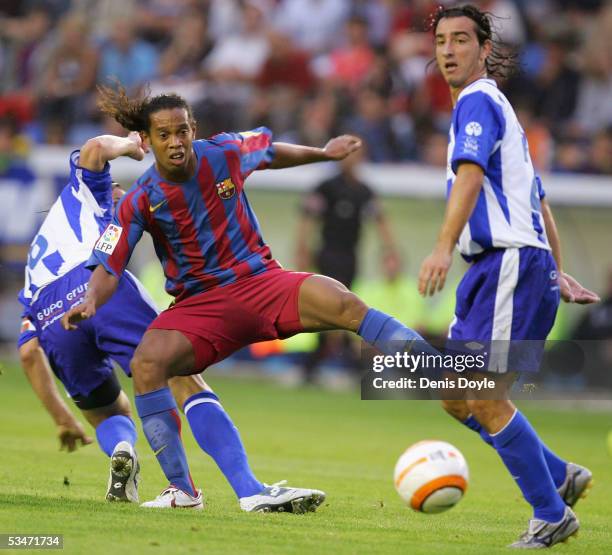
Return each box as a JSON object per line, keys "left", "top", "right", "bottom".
{"left": 216, "top": 178, "right": 236, "bottom": 200}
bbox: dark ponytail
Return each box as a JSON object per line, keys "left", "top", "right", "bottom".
{"left": 97, "top": 83, "right": 195, "bottom": 132}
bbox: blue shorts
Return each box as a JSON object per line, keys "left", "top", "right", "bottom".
{"left": 21, "top": 264, "right": 158, "bottom": 398}
{"left": 448, "top": 247, "right": 560, "bottom": 372}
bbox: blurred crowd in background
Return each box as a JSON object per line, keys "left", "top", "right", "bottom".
{"left": 0, "top": 0, "right": 611, "bottom": 174}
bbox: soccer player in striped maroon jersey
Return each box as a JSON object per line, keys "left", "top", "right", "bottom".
{"left": 63, "top": 85, "right": 435, "bottom": 511}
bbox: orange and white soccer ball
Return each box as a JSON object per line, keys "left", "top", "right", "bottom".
{"left": 394, "top": 440, "right": 469, "bottom": 513}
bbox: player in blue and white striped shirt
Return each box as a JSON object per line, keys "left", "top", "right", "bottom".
{"left": 418, "top": 5, "right": 599, "bottom": 549}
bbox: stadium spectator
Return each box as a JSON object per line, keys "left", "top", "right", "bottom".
{"left": 133, "top": 0, "right": 202, "bottom": 45}
{"left": 0, "top": 116, "right": 36, "bottom": 263}
{"left": 572, "top": 10, "right": 612, "bottom": 135}
{"left": 325, "top": 15, "right": 376, "bottom": 93}
{"left": 296, "top": 91, "right": 338, "bottom": 146}
{"left": 252, "top": 30, "right": 316, "bottom": 137}
{"left": 201, "top": 0, "right": 270, "bottom": 131}
{"left": 97, "top": 17, "right": 159, "bottom": 94}
{"left": 505, "top": 34, "right": 581, "bottom": 137}
{"left": 515, "top": 103, "right": 553, "bottom": 172}
{"left": 551, "top": 132, "right": 589, "bottom": 173}
{"left": 274, "top": 0, "right": 350, "bottom": 54}
{"left": 0, "top": 3, "right": 52, "bottom": 93}
{"left": 256, "top": 30, "right": 316, "bottom": 95}
{"left": 345, "top": 87, "right": 406, "bottom": 162}
{"left": 478, "top": 0, "right": 527, "bottom": 45}
{"left": 158, "top": 10, "right": 212, "bottom": 81}
{"left": 584, "top": 126, "right": 612, "bottom": 175}
{"left": 35, "top": 13, "right": 98, "bottom": 141}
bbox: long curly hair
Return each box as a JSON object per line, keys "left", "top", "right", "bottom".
{"left": 427, "top": 4, "right": 519, "bottom": 79}
{"left": 97, "top": 83, "right": 195, "bottom": 132}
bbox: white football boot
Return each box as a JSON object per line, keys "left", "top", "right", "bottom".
{"left": 239, "top": 480, "right": 326, "bottom": 514}
{"left": 557, "top": 463, "right": 593, "bottom": 507}
{"left": 141, "top": 486, "right": 203, "bottom": 509}
{"left": 106, "top": 441, "right": 139, "bottom": 503}
{"left": 509, "top": 506, "right": 579, "bottom": 549}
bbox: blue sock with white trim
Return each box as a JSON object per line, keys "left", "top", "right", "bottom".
{"left": 463, "top": 413, "right": 568, "bottom": 487}
{"left": 489, "top": 410, "right": 566, "bottom": 522}
{"left": 95, "top": 414, "right": 137, "bottom": 457}
{"left": 357, "top": 308, "right": 437, "bottom": 356}
{"left": 134, "top": 388, "right": 197, "bottom": 496}
{"left": 184, "top": 391, "right": 263, "bottom": 499}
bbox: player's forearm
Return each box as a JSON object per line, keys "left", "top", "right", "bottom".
{"left": 84, "top": 265, "right": 120, "bottom": 310}
{"left": 269, "top": 143, "right": 329, "bottom": 169}
{"left": 435, "top": 166, "right": 483, "bottom": 254}
{"left": 79, "top": 135, "right": 141, "bottom": 172}
{"left": 20, "top": 341, "right": 74, "bottom": 426}
{"left": 541, "top": 199, "right": 563, "bottom": 272}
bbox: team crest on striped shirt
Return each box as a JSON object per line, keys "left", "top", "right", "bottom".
{"left": 216, "top": 178, "right": 236, "bottom": 200}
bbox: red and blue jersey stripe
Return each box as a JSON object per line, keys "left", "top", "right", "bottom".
{"left": 87, "top": 127, "right": 280, "bottom": 302}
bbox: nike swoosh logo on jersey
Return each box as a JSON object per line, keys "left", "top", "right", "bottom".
{"left": 149, "top": 200, "right": 167, "bottom": 212}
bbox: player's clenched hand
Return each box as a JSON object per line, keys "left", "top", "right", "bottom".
{"left": 559, "top": 272, "right": 600, "bottom": 304}
{"left": 323, "top": 135, "right": 362, "bottom": 160}
{"left": 58, "top": 420, "right": 92, "bottom": 452}
{"left": 61, "top": 299, "right": 97, "bottom": 330}
{"left": 419, "top": 249, "right": 453, "bottom": 297}
{"left": 128, "top": 130, "right": 148, "bottom": 161}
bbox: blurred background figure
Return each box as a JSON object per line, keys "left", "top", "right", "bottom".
{"left": 295, "top": 147, "right": 399, "bottom": 383}
{"left": 35, "top": 13, "right": 98, "bottom": 144}
{"left": 97, "top": 17, "right": 159, "bottom": 94}
{"left": 570, "top": 267, "right": 612, "bottom": 388}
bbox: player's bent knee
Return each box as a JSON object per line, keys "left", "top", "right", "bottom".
{"left": 336, "top": 290, "right": 368, "bottom": 330}
{"left": 440, "top": 399, "right": 470, "bottom": 421}
{"left": 465, "top": 399, "right": 506, "bottom": 421}
{"left": 130, "top": 352, "right": 167, "bottom": 384}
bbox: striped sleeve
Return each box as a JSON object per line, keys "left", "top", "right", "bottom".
{"left": 86, "top": 186, "right": 147, "bottom": 277}
{"left": 451, "top": 92, "right": 505, "bottom": 173}
{"left": 211, "top": 127, "right": 275, "bottom": 179}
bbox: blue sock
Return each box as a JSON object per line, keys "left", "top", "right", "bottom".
{"left": 463, "top": 414, "right": 494, "bottom": 446}
{"left": 95, "top": 414, "right": 137, "bottom": 457}
{"left": 358, "top": 308, "right": 437, "bottom": 356}
{"left": 490, "top": 410, "right": 566, "bottom": 522}
{"left": 462, "top": 413, "right": 568, "bottom": 487}
{"left": 135, "top": 388, "right": 196, "bottom": 496}
{"left": 184, "top": 391, "right": 263, "bottom": 498}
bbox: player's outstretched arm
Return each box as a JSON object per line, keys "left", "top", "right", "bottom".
{"left": 61, "top": 266, "right": 119, "bottom": 330}
{"left": 541, "top": 198, "right": 600, "bottom": 304}
{"left": 19, "top": 338, "right": 93, "bottom": 452}
{"left": 270, "top": 135, "right": 362, "bottom": 169}
{"left": 419, "top": 162, "right": 484, "bottom": 297}
{"left": 78, "top": 131, "right": 147, "bottom": 172}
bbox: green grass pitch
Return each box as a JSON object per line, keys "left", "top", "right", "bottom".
{"left": 0, "top": 361, "right": 610, "bottom": 554}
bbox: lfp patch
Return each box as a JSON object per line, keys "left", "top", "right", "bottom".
{"left": 216, "top": 178, "right": 236, "bottom": 200}
{"left": 95, "top": 224, "right": 123, "bottom": 255}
